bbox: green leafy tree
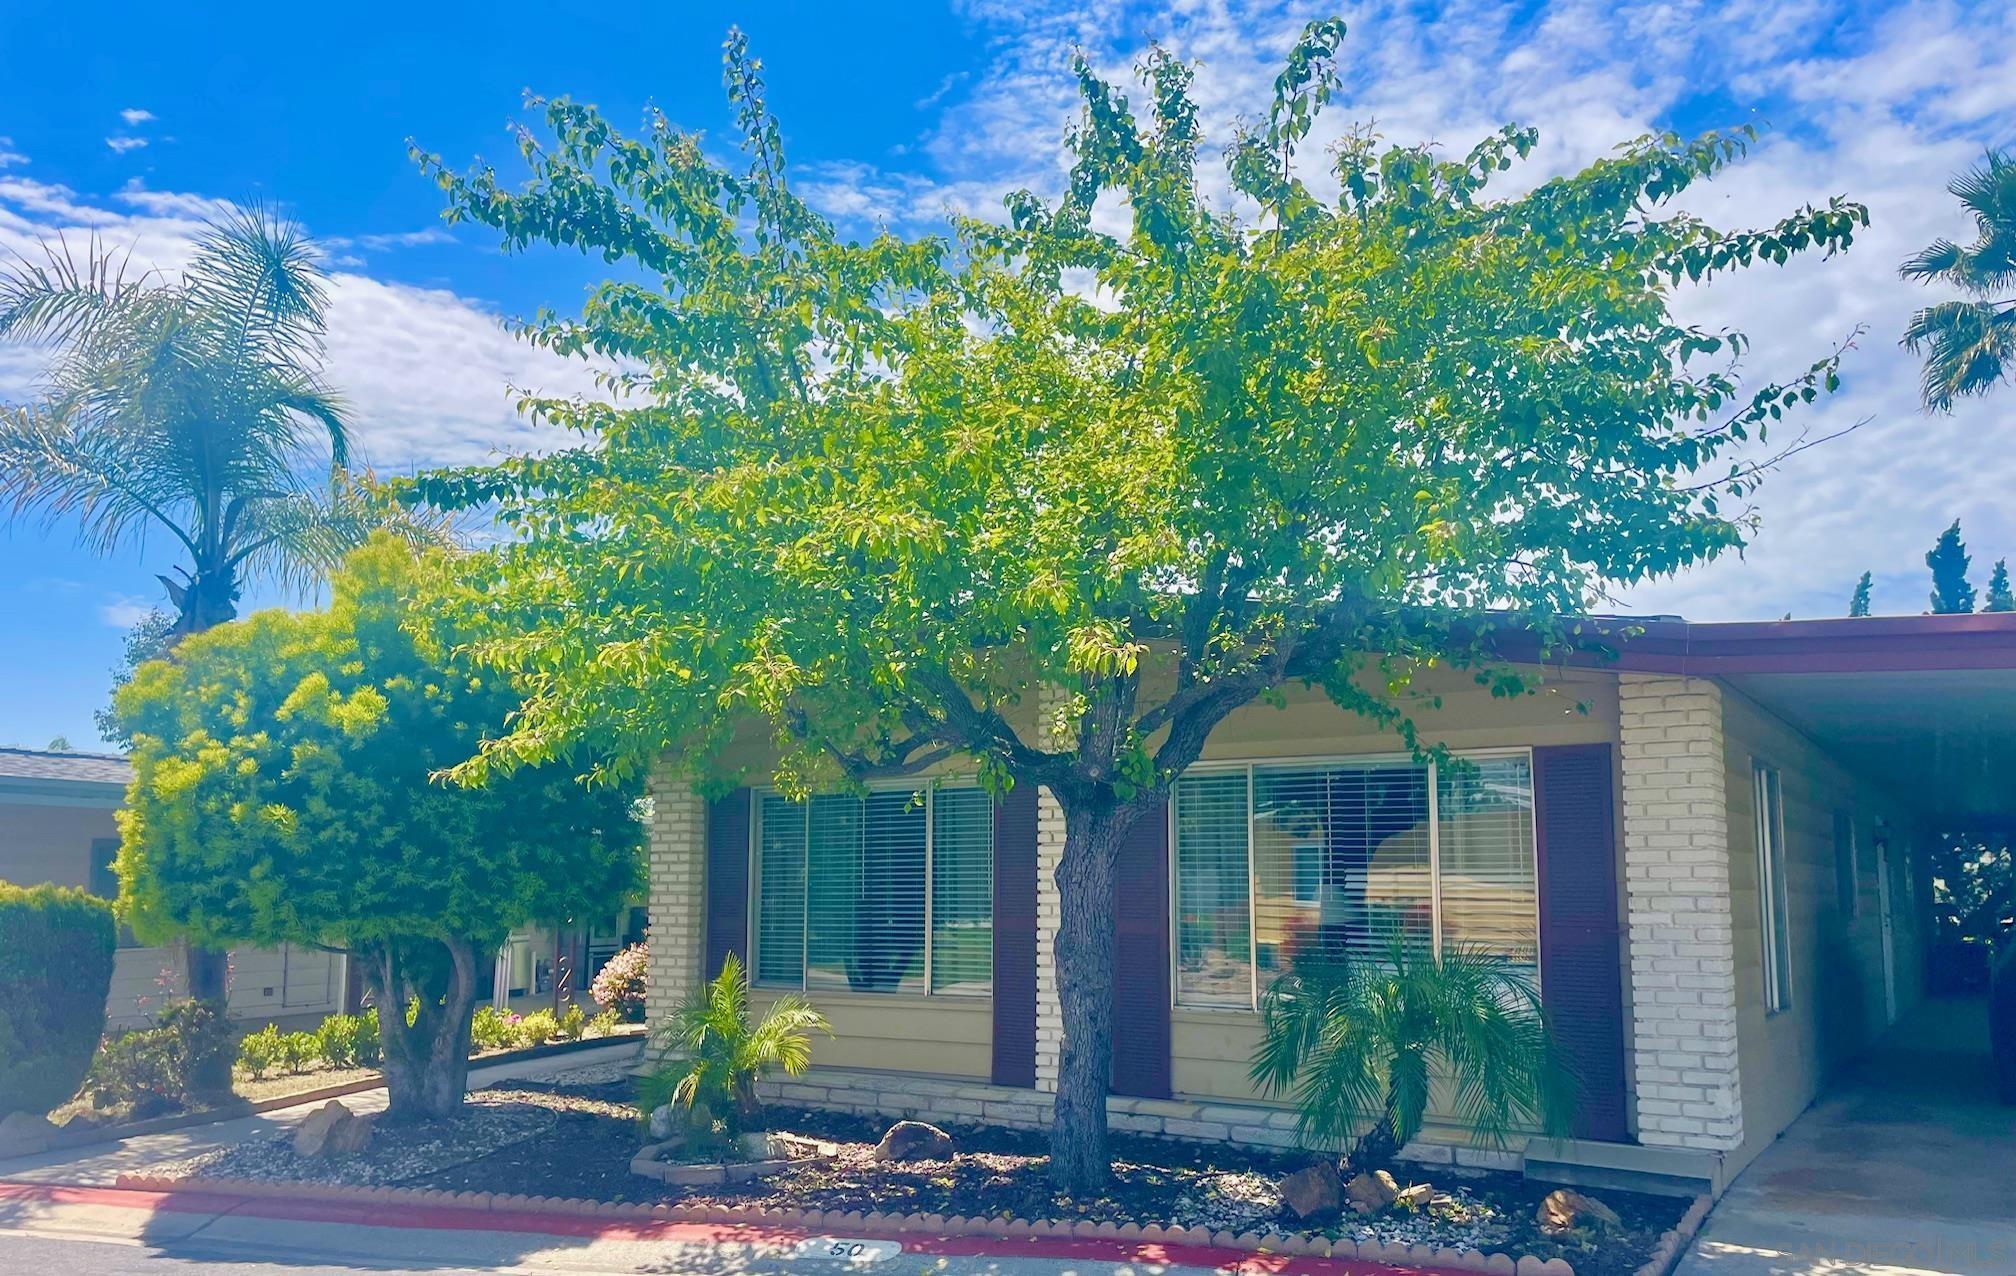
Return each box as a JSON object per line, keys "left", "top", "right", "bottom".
{"left": 1988, "top": 559, "right": 2014, "bottom": 613}
{"left": 1928, "top": 520, "right": 1976, "bottom": 614}
{"left": 113, "top": 537, "right": 643, "bottom": 1119}
{"left": 1249, "top": 942, "right": 1571, "bottom": 1171}
{"left": 1848, "top": 571, "right": 1873, "bottom": 617}
{"left": 0, "top": 206, "right": 437, "bottom": 998}
{"left": 93, "top": 609, "right": 175, "bottom": 748}
{"left": 409, "top": 24, "right": 1863, "bottom": 1189}
{"left": 641, "top": 953, "right": 830, "bottom": 1153}
{"left": 1903, "top": 150, "right": 2016, "bottom": 410}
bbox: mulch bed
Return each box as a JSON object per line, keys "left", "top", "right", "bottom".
{"left": 393, "top": 1080, "right": 1683, "bottom": 1276}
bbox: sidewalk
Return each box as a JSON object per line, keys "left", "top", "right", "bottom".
{"left": 0, "top": 1039, "right": 644, "bottom": 1187}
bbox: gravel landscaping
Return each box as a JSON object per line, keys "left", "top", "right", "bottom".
{"left": 143, "top": 1076, "right": 1683, "bottom": 1276}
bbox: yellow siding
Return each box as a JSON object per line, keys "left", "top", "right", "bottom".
{"left": 751, "top": 987, "right": 992, "bottom": 1080}
{"left": 1719, "top": 686, "right": 1925, "bottom": 1173}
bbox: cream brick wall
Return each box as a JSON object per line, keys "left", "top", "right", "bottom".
{"left": 1618, "top": 674, "right": 1743, "bottom": 1152}
{"left": 1033, "top": 682, "right": 1070, "bottom": 1093}
{"left": 644, "top": 761, "right": 707, "bottom": 1030}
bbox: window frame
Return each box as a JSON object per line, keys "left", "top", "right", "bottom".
{"left": 747, "top": 780, "right": 994, "bottom": 999}
{"left": 1168, "top": 747, "right": 1541, "bottom": 1014}
{"left": 1753, "top": 761, "right": 1793, "bottom": 1014}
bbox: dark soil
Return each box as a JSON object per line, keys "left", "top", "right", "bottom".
{"left": 400, "top": 1081, "right": 1685, "bottom": 1276}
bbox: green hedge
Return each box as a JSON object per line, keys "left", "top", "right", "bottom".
{"left": 0, "top": 881, "right": 118, "bottom": 1118}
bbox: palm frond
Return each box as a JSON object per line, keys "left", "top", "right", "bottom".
{"left": 0, "top": 233, "right": 149, "bottom": 345}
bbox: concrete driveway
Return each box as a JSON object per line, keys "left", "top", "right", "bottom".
{"left": 1678, "top": 998, "right": 2016, "bottom": 1276}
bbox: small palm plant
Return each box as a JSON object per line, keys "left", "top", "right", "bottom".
{"left": 641, "top": 953, "right": 829, "bottom": 1153}
{"left": 1251, "top": 940, "right": 1574, "bottom": 1172}
{"left": 1903, "top": 149, "right": 2016, "bottom": 411}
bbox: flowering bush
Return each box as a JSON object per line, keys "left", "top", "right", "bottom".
{"left": 591, "top": 943, "right": 649, "bottom": 1022}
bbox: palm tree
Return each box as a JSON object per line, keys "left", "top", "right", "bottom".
{"left": 1250, "top": 941, "right": 1573, "bottom": 1172}
{"left": 641, "top": 954, "right": 829, "bottom": 1149}
{"left": 0, "top": 204, "right": 390, "bottom": 636}
{"left": 1903, "top": 150, "right": 2016, "bottom": 411}
{"left": 0, "top": 204, "right": 425, "bottom": 997}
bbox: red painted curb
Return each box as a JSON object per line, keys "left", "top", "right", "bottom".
{"left": 0, "top": 1181, "right": 1473, "bottom": 1275}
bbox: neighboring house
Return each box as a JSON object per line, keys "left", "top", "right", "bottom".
{"left": 637, "top": 613, "right": 2016, "bottom": 1197}
{"left": 0, "top": 746, "right": 344, "bottom": 1029}
{"left": 486, "top": 907, "right": 649, "bottom": 1016}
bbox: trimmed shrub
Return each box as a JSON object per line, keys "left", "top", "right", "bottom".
{"left": 590, "top": 943, "right": 648, "bottom": 1022}
{"left": 587, "top": 1008, "right": 620, "bottom": 1037}
{"left": 238, "top": 1023, "right": 285, "bottom": 1080}
{"left": 469, "top": 1005, "right": 524, "bottom": 1052}
{"left": 314, "top": 1011, "right": 380, "bottom": 1069}
{"left": 276, "top": 1030, "right": 320, "bottom": 1074}
{"left": 0, "top": 882, "right": 118, "bottom": 1118}
{"left": 517, "top": 1008, "right": 558, "bottom": 1046}
{"left": 557, "top": 1003, "right": 587, "bottom": 1041}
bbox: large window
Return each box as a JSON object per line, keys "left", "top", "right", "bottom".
{"left": 1173, "top": 753, "right": 1539, "bottom": 1010}
{"left": 1754, "top": 763, "right": 1793, "bottom": 1013}
{"left": 753, "top": 785, "right": 993, "bottom": 996}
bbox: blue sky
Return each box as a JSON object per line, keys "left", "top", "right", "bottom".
{"left": 2, "top": 0, "right": 2013, "bottom": 749}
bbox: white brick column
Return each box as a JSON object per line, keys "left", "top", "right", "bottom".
{"left": 1618, "top": 674, "right": 1743, "bottom": 1152}
{"left": 644, "top": 759, "right": 706, "bottom": 1030}
{"left": 1033, "top": 682, "right": 1073, "bottom": 1093}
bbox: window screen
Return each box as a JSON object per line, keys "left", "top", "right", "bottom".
{"left": 1173, "top": 753, "right": 1537, "bottom": 1010}
{"left": 754, "top": 785, "right": 992, "bottom": 997}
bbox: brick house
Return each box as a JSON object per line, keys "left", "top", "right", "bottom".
{"left": 637, "top": 614, "right": 2016, "bottom": 1196}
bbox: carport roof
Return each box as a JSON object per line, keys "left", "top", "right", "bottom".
{"left": 1584, "top": 614, "right": 2016, "bottom": 827}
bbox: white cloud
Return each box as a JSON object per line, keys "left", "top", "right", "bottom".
{"left": 0, "top": 177, "right": 598, "bottom": 472}
{"left": 119, "top": 108, "right": 156, "bottom": 127}
{"left": 104, "top": 136, "right": 148, "bottom": 154}
{"left": 99, "top": 595, "right": 155, "bottom": 628}
{"left": 800, "top": 0, "right": 2016, "bottom": 620}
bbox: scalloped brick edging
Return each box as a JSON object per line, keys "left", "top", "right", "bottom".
{"left": 103, "top": 1170, "right": 1654, "bottom": 1276}
{"left": 1630, "top": 1193, "right": 1713, "bottom": 1276}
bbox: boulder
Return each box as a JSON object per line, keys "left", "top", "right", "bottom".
{"left": 1279, "top": 1162, "right": 1344, "bottom": 1219}
{"left": 648, "top": 1103, "right": 676, "bottom": 1141}
{"left": 1537, "top": 1187, "right": 1622, "bottom": 1235}
{"left": 1394, "top": 1182, "right": 1434, "bottom": 1209}
{"left": 0, "top": 1112, "right": 56, "bottom": 1158}
{"left": 325, "top": 1111, "right": 376, "bottom": 1156}
{"left": 292, "top": 1100, "right": 375, "bottom": 1159}
{"left": 872, "top": 1120, "right": 954, "bottom": 1162}
{"left": 1345, "top": 1169, "right": 1400, "bottom": 1215}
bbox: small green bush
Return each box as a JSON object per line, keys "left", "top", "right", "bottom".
{"left": 238, "top": 1024, "right": 285, "bottom": 1080}
{"left": 86, "top": 998, "right": 233, "bottom": 1115}
{"left": 469, "top": 1005, "right": 522, "bottom": 1052}
{"left": 276, "top": 1031, "right": 319, "bottom": 1074}
{"left": 315, "top": 1012, "right": 380, "bottom": 1069}
{"left": 517, "top": 1009, "right": 558, "bottom": 1046}
{"left": 587, "top": 1008, "right": 620, "bottom": 1037}
{"left": 0, "top": 881, "right": 118, "bottom": 1118}
{"left": 557, "top": 1003, "right": 587, "bottom": 1041}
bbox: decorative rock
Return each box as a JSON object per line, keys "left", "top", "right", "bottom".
{"left": 325, "top": 1111, "right": 376, "bottom": 1157}
{"left": 1538, "top": 1188, "right": 1622, "bottom": 1236}
{"left": 1395, "top": 1182, "right": 1434, "bottom": 1209}
{"left": 1280, "top": 1162, "right": 1344, "bottom": 1219}
{"left": 872, "top": 1120, "right": 954, "bottom": 1162}
{"left": 0, "top": 1112, "right": 57, "bottom": 1157}
{"left": 647, "top": 1104, "right": 676, "bottom": 1140}
{"left": 291, "top": 1101, "right": 358, "bottom": 1159}
{"left": 1345, "top": 1169, "right": 1400, "bottom": 1214}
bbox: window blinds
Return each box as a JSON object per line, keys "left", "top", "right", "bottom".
{"left": 753, "top": 785, "right": 993, "bottom": 997}
{"left": 1173, "top": 753, "right": 1538, "bottom": 1010}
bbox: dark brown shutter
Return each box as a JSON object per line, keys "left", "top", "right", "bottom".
{"left": 705, "top": 788, "right": 751, "bottom": 978}
{"left": 1534, "top": 744, "right": 1630, "bottom": 1142}
{"left": 991, "top": 784, "right": 1040, "bottom": 1088}
{"left": 1111, "top": 797, "right": 1173, "bottom": 1099}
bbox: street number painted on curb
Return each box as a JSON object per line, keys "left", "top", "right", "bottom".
{"left": 789, "top": 1235, "right": 903, "bottom": 1263}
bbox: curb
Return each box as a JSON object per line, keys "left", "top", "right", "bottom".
{"left": 34, "top": 1033, "right": 643, "bottom": 1158}
{"left": 103, "top": 1172, "right": 1606, "bottom": 1276}
{"left": 1632, "top": 1193, "right": 1713, "bottom": 1276}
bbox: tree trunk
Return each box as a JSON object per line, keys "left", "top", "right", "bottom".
{"left": 1047, "top": 797, "right": 1145, "bottom": 1195}
{"left": 362, "top": 937, "right": 480, "bottom": 1122}
{"left": 183, "top": 942, "right": 229, "bottom": 1003}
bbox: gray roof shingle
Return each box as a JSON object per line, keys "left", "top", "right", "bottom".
{"left": 0, "top": 747, "right": 133, "bottom": 786}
